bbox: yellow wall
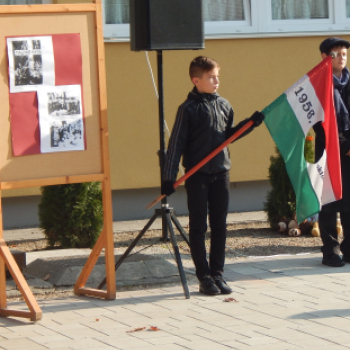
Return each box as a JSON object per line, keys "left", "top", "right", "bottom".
{"left": 106, "top": 35, "right": 350, "bottom": 190}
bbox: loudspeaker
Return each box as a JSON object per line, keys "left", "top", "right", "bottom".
{"left": 130, "top": 0, "right": 204, "bottom": 51}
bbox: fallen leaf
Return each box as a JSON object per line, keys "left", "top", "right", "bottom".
{"left": 149, "top": 326, "right": 161, "bottom": 331}
{"left": 179, "top": 245, "right": 190, "bottom": 252}
{"left": 126, "top": 327, "right": 146, "bottom": 333}
{"left": 224, "top": 297, "right": 238, "bottom": 302}
{"left": 95, "top": 318, "right": 100, "bottom": 322}
{"left": 42, "top": 274, "right": 50, "bottom": 281}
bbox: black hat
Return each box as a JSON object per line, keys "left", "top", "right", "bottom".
{"left": 320, "top": 37, "right": 350, "bottom": 53}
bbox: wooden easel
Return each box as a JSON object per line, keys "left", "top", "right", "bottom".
{"left": 0, "top": 1, "right": 115, "bottom": 321}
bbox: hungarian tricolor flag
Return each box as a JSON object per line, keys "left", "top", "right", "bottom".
{"left": 263, "top": 56, "right": 342, "bottom": 223}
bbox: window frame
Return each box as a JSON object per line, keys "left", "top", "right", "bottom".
{"left": 102, "top": 1, "right": 129, "bottom": 38}
{"left": 259, "top": 0, "right": 334, "bottom": 33}
{"left": 259, "top": 0, "right": 350, "bottom": 33}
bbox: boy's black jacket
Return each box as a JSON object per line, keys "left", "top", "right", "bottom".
{"left": 164, "top": 88, "right": 236, "bottom": 182}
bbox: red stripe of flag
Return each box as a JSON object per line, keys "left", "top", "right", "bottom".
{"left": 307, "top": 56, "right": 342, "bottom": 201}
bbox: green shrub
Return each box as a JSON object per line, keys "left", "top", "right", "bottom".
{"left": 264, "top": 134, "right": 315, "bottom": 228}
{"left": 38, "top": 182, "right": 103, "bottom": 248}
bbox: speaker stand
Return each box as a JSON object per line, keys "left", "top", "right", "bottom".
{"left": 97, "top": 50, "right": 191, "bottom": 298}
{"left": 97, "top": 206, "right": 190, "bottom": 299}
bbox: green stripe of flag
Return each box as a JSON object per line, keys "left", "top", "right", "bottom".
{"left": 263, "top": 93, "right": 320, "bottom": 222}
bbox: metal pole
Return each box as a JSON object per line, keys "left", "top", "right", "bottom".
{"left": 157, "top": 50, "right": 169, "bottom": 241}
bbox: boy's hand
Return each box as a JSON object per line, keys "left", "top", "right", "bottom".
{"left": 249, "top": 111, "right": 265, "bottom": 126}
{"left": 161, "top": 181, "right": 175, "bottom": 196}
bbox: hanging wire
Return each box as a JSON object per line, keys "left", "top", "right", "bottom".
{"left": 145, "top": 51, "right": 159, "bottom": 99}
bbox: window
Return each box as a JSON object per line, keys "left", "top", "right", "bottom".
{"left": 203, "top": 0, "right": 246, "bottom": 21}
{"left": 203, "top": 0, "right": 257, "bottom": 35}
{"left": 260, "top": 0, "right": 350, "bottom": 33}
{"left": 271, "top": 0, "right": 329, "bottom": 20}
{"left": 103, "top": 0, "right": 129, "bottom": 38}
{"left": 259, "top": 0, "right": 334, "bottom": 33}
{"left": 102, "top": 0, "right": 350, "bottom": 40}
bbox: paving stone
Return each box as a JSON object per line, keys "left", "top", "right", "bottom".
{"left": 25, "top": 334, "right": 73, "bottom": 346}
{"left": 244, "top": 344, "right": 301, "bottom": 350}
{"left": 180, "top": 337, "right": 241, "bottom": 350}
{"left": 0, "top": 337, "right": 47, "bottom": 349}
{"left": 124, "top": 345, "right": 184, "bottom": 350}
{"left": 232, "top": 335, "right": 284, "bottom": 346}
{"left": 95, "top": 335, "right": 152, "bottom": 348}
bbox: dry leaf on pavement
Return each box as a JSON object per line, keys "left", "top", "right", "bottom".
{"left": 42, "top": 274, "right": 50, "bottom": 281}
{"left": 224, "top": 297, "right": 238, "bottom": 302}
{"left": 126, "top": 327, "right": 146, "bottom": 333}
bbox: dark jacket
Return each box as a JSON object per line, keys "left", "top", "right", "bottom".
{"left": 164, "top": 88, "right": 249, "bottom": 182}
{"left": 314, "top": 76, "right": 350, "bottom": 212}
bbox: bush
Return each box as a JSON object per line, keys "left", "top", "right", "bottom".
{"left": 264, "top": 135, "right": 314, "bottom": 228}
{"left": 38, "top": 182, "right": 103, "bottom": 248}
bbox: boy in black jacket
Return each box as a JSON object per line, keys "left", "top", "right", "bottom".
{"left": 162, "top": 56, "right": 264, "bottom": 295}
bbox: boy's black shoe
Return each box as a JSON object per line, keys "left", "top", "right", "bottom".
{"left": 199, "top": 275, "right": 221, "bottom": 295}
{"left": 342, "top": 255, "right": 350, "bottom": 263}
{"left": 322, "top": 254, "right": 345, "bottom": 267}
{"left": 212, "top": 276, "right": 233, "bottom": 294}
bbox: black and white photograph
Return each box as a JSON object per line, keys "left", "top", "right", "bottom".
{"left": 12, "top": 40, "right": 43, "bottom": 86}
{"left": 50, "top": 120, "right": 83, "bottom": 148}
{"left": 37, "top": 85, "right": 85, "bottom": 153}
{"left": 47, "top": 91, "right": 81, "bottom": 116}
{"left": 7, "top": 36, "right": 55, "bottom": 93}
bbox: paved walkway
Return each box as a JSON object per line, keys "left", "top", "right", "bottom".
{"left": 2, "top": 212, "right": 350, "bottom": 349}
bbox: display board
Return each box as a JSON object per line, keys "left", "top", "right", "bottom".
{"left": 0, "top": 10, "right": 104, "bottom": 183}
{"left": 0, "top": 2, "right": 116, "bottom": 321}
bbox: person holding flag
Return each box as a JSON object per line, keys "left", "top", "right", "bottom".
{"left": 161, "top": 56, "right": 264, "bottom": 295}
{"left": 315, "top": 37, "right": 350, "bottom": 267}
{"left": 263, "top": 35, "right": 348, "bottom": 268}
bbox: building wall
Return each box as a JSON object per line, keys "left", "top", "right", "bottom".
{"left": 106, "top": 35, "right": 347, "bottom": 190}
{"left": 2, "top": 180, "right": 270, "bottom": 229}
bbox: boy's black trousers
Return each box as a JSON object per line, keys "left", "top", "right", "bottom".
{"left": 319, "top": 210, "right": 350, "bottom": 257}
{"left": 185, "top": 170, "right": 230, "bottom": 281}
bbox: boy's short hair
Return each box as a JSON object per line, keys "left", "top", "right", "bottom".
{"left": 320, "top": 37, "right": 350, "bottom": 55}
{"left": 189, "top": 56, "right": 220, "bottom": 79}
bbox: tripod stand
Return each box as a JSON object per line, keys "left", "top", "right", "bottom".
{"left": 98, "top": 50, "right": 191, "bottom": 298}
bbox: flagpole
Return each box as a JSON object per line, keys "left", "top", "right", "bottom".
{"left": 146, "top": 119, "right": 255, "bottom": 209}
